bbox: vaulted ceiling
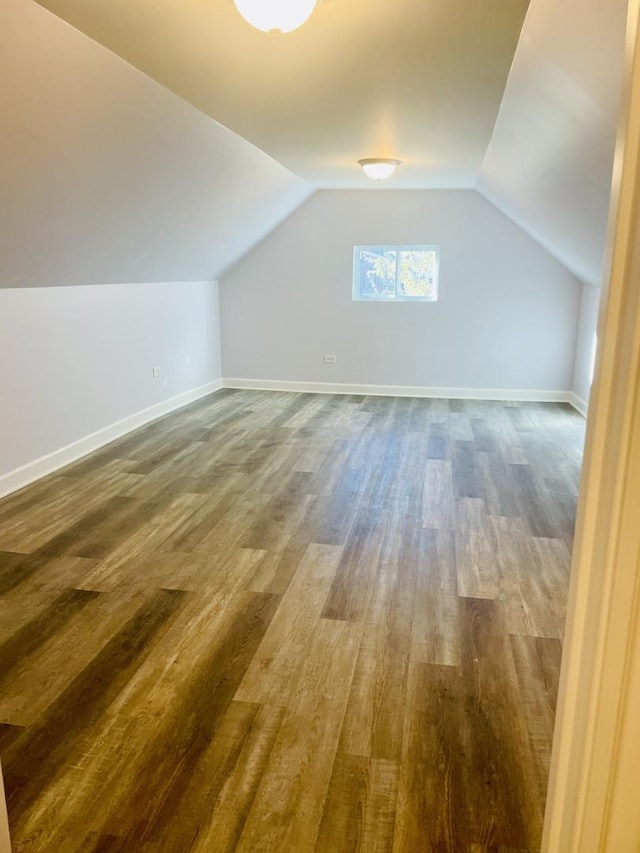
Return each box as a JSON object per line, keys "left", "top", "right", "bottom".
{"left": 0, "top": 0, "right": 630, "bottom": 288}
{"left": 1, "top": 0, "right": 312, "bottom": 286}
{"left": 32, "top": 0, "right": 530, "bottom": 189}
{"left": 477, "top": 0, "right": 629, "bottom": 286}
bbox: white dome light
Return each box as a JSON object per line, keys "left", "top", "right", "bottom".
{"left": 358, "top": 158, "right": 401, "bottom": 180}
{"left": 233, "top": 0, "right": 318, "bottom": 33}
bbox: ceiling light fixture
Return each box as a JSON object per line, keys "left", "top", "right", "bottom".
{"left": 233, "top": 0, "right": 318, "bottom": 33}
{"left": 358, "top": 158, "right": 401, "bottom": 181}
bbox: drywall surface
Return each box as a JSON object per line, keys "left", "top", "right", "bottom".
{"left": 477, "top": 0, "right": 628, "bottom": 287}
{"left": 0, "top": 281, "right": 221, "bottom": 479}
{"left": 220, "top": 190, "right": 581, "bottom": 392}
{"left": 0, "top": 0, "right": 312, "bottom": 287}
{"left": 32, "top": 0, "right": 529, "bottom": 190}
{"left": 572, "top": 284, "right": 601, "bottom": 410}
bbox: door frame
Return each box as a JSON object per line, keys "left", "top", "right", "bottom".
{"left": 542, "top": 0, "right": 640, "bottom": 848}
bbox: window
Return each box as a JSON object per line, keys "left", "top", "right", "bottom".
{"left": 353, "top": 245, "right": 439, "bottom": 301}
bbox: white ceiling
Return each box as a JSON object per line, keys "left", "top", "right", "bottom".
{"left": 477, "top": 0, "right": 629, "bottom": 287}
{"left": 32, "top": 0, "right": 529, "bottom": 189}
{"left": 2, "top": 0, "right": 628, "bottom": 289}
{"left": 1, "top": 0, "right": 312, "bottom": 287}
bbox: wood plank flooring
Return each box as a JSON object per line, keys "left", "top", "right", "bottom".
{"left": 0, "top": 390, "right": 585, "bottom": 852}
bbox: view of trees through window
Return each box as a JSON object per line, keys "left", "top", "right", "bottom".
{"left": 353, "top": 246, "right": 439, "bottom": 300}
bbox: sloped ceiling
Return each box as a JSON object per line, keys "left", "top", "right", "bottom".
{"left": 0, "top": 0, "right": 312, "bottom": 288}
{"left": 32, "top": 0, "right": 529, "bottom": 189}
{"left": 477, "top": 0, "right": 629, "bottom": 287}
{"left": 0, "top": 0, "right": 629, "bottom": 289}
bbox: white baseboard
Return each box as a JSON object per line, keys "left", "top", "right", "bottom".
{"left": 223, "top": 377, "right": 572, "bottom": 403}
{"left": 568, "top": 392, "right": 589, "bottom": 417}
{"left": 0, "top": 379, "right": 223, "bottom": 500}
{"left": 0, "top": 378, "right": 584, "bottom": 501}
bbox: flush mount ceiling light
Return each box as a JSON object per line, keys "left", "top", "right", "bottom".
{"left": 233, "top": 0, "right": 318, "bottom": 33}
{"left": 358, "top": 158, "right": 401, "bottom": 181}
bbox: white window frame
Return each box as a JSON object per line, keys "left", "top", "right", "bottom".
{"left": 352, "top": 244, "right": 440, "bottom": 302}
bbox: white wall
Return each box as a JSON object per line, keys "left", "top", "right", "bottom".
{"left": 0, "top": 0, "right": 312, "bottom": 288}
{"left": 571, "top": 284, "right": 601, "bottom": 411}
{"left": 0, "top": 0, "right": 311, "bottom": 498}
{"left": 0, "top": 281, "right": 221, "bottom": 493}
{"left": 220, "top": 190, "right": 581, "bottom": 394}
{"left": 477, "top": 0, "right": 628, "bottom": 287}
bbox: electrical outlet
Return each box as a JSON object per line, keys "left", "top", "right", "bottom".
{"left": 324, "top": 354, "right": 337, "bottom": 364}
{"left": 152, "top": 366, "right": 161, "bottom": 378}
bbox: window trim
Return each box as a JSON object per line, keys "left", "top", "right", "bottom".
{"left": 352, "top": 244, "right": 440, "bottom": 302}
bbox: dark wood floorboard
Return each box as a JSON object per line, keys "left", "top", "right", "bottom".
{"left": 0, "top": 390, "right": 585, "bottom": 852}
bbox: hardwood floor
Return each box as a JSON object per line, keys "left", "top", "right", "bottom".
{"left": 0, "top": 390, "right": 585, "bottom": 852}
